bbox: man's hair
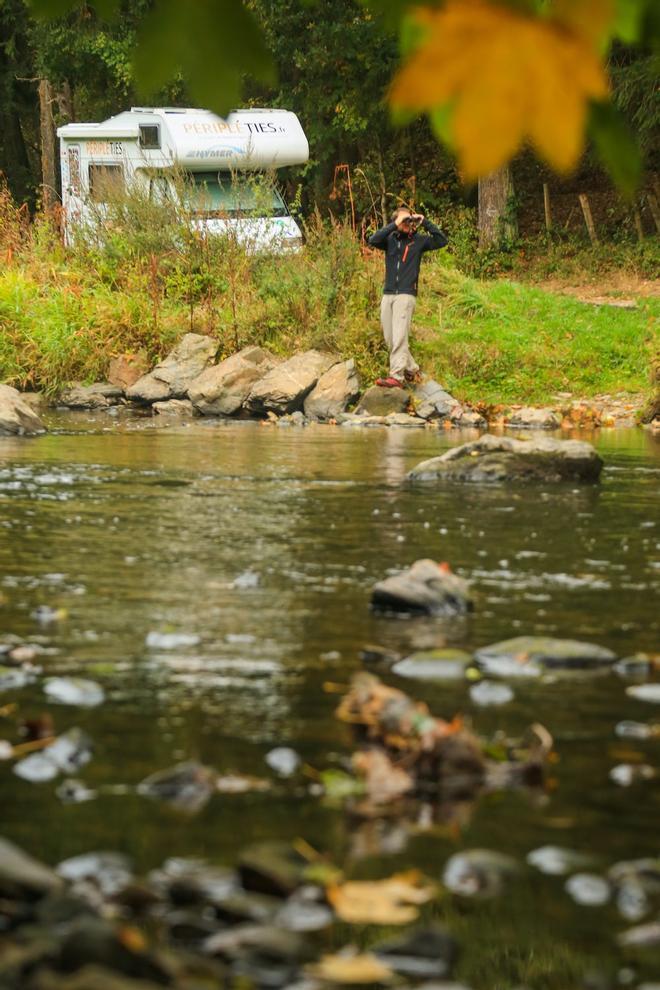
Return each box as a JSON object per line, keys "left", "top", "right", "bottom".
{"left": 391, "top": 207, "right": 413, "bottom": 222}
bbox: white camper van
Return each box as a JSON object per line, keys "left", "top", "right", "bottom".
{"left": 57, "top": 107, "right": 309, "bottom": 251}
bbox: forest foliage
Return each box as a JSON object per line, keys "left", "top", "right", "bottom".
{"left": 0, "top": 0, "right": 658, "bottom": 211}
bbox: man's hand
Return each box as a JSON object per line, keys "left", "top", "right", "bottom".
{"left": 412, "top": 213, "right": 425, "bottom": 224}
{"left": 395, "top": 212, "right": 412, "bottom": 228}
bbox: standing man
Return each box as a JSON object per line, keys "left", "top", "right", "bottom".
{"left": 368, "top": 207, "right": 447, "bottom": 387}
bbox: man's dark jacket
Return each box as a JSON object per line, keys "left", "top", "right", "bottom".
{"left": 368, "top": 219, "right": 448, "bottom": 296}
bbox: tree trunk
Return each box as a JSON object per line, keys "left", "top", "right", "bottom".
{"left": 38, "top": 78, "right": 57, "bottom": 211}
{"left": 478, "top": 166, "right": 517, "bottom": 248}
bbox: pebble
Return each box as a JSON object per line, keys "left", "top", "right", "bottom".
{"left": 565, "top": 873, "right": 611, "bottom": 906}
{"left": 469, "top": 681, "right": 514, "bottom": 706}
{"left": 44, "top": 677, "right": 105, "bottom": 708}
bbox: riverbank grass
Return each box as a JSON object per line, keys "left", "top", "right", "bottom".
{"left": 0, "top": 204, "right": 657, "bottom": 403}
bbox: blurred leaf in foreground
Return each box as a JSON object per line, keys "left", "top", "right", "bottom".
{"left": 389, "top": 0, "right": 610, "bottom": 181}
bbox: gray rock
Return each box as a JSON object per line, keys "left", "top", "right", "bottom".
{"left": 13, "top": 728, "right": 92, "bottom": 783}
{"left": 58, "top": 382, "right": 123, "bottom": 409}
{"left": 127, "top": 333, "right": 217, "bottom": 404}
{"left": 565, "top": 873, "right": 611, "bottom": 906}
{"left": 354, "top": 384, "right": 409, "bottom": 417}
{"left": 375, "top": 927, "right": 457, "bottom": 979}
{"left": 0, "top": 835, "right": 63, "bottom": 898}
{"left": 392, "top": 649, "right": 472, "bottom": 681}
{"left": 442, "top": 849, "right": 519, "bottom": 899}
{"left": 371, "top": 559, "right": 473, "bottom": 616}
{"left": 304, "top": 359, "right": 361, "bottom": 420}
{"left": 408, "top": 434, "right": 603, "bottom": 484}
{"left": 44, "top": 676, "right": 105, "bottom": 707}
{"left": 411, "top": 378, "right": 462, "bottom": 421}
{"left": 238, "top": 841, "right": 309, "bottom": 897}
{"left": 137, "top": 760, "right": 216, "bottom": 813}
{"left": 505, "top": 407, "right": 561, "bottom": 430}
{"left": 474, "top": 636, "right": 616, "bottom": 675}
{"left": 527, "top": 846, "right": 594, "bottom": 876}
{"left": 0, "top": 384, "right": 47, "bottom": 436}
{"left": 56, "top": 852, "right": 132, "bottom": 897}
{"left": 265, "top": 747, "right": 301, "bottom": 778}
{"left": 469, "top": 680, "right": 514, "bottom": 706}
{"left": 246, "top": 350, "right": 339, "bottom": 415}
{"left": 190, "top": 346, "right": 278, "bottom": 416}
{"left": 456, "top": 409, "right": 488, "bottom": 428}
{"left": 626, "top": 684, "right": 660, "bottom": 704}
{"left": 152, "top": 398, "right": 194, "bottom": 416}
{"left": 617, "top": 921, "right": 660, "bottom": 947}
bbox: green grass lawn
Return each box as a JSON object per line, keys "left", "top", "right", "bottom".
{"left": 413, "top": 266, "right": 658, "bottom": 404}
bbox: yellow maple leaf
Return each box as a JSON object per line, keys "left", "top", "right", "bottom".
{"left": 307, "top": 953, "right": 394, "bottom": 984}
{"left": 390, "top": 0, "right": 609, "bottom": 179}
{"left": 328, "top": 870, "right": 436, "bottom": 925}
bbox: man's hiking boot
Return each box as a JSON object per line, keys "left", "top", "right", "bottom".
{"left": 404, "top": 369, "right": 422, "bottom": 385}
{"left": 375, "top": 376, "right": 405, "bottom": 389}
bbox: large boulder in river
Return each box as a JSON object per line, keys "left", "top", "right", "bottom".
{"left": 246, "top": 350, "right": 339, "bottom": 415}
{"left": 304, "top": 359, "right": 361, "bottom": 420}
{"left": 0, "top": 385, "right": 46, "bottom": 436}
{"left": 127, "top": 334, "right": 217, "bottom": 404}
{"left": 408, "top": 434, "right": 603, "bottom": 484}
{"left": 371, "top": 559, "right": 473, "bottom": 616}
{"left": 355, "top": 385, "right": 409, "bottom": 417}
{"left": 189, "top": 346, "right": 277, "bottom": 416}
{"left": 58, "top": 383, "right": 123, "bottom": 409}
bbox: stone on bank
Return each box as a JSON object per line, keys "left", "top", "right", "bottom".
{"left": 246, "top": 350, "right": 339, "bottom": 415}
{"left": 127, "top": 333, "right": 217, "bottom": 404}
{"left": 189, "top": 346, "right": 278, "bottom": 416}
{"left": 0, "top": 385, "right": 46, "bottom": 436}
{"left": 304, "top": 359, "right": 361, "bottom": 420}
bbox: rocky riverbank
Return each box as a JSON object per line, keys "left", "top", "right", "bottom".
{"left": 2, "top": 334, "right": 658, "bottom": 437}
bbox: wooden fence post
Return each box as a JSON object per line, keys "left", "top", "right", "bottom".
{"left": 543, "top": 183, "right": 552, "bottom": 232}
{"left": 578, "top": 193, "right": 598, "bottom": 245}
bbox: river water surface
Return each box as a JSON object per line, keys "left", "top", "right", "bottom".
{"left": 0, "top": 415, "right": 659, "bottom": 987}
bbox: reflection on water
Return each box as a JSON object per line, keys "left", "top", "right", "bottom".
{"left": 0, "top": 416, "right": 659, "bottom": 986}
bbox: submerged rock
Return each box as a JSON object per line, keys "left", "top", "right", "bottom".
{"left": 137, "top": 761, "right": 216, "bottom": 813}
{"left": 442, "top": 849, "right": 519, "bottom": 899}
{"left": 626, "top": 684, "right": 660, "bottom": 704}
{"left": 58, "top": 383, "right": 123, "bottom": 410}
{"left": 127, "top": 334, "right": 217, "bottom": 404}
{"left": 411, "top": 379, "right": 462, "bottom": 422}
{"left": 565, "top": 873, "right": 611, "bottom": 906}
{"left": 13, "top": 728, "right": 92, "bottom": 783}
{"left": 265, "top": 747, "right": 301, "bottom": 778}
{"left": 0, "top": 384, "right": 47, "bottom": 436}
{"left": 304, "top": 359, "right": 361, "bottom": 420}
{"left": 526, "top": 846, "right": 594, "bottom": 876}
{"left": 246, "top": 350, "right": 339, "bottom": 415}
{"left": 44, "top": 677, "right": 105, "bottom": 708}
{"left": 408, "top": 434, "right": 603, "bottom": 484}
{"left": 392, "top": 649, "right": 472, "bottom": 681}
{"left": 469, "top": 680, "right": 514, "bottom": 706}
{"left": 354, "top": 385, "right": 409, "bottom": 417}
{"left": 474, "top": 636, "right": 616, "bottom": 676}
{"left": 375, "top": 926, "right": 458, "bottom": 979}
{"left": 371, "top": 560, "right": 473, "bottom": 616}
{"left": 189, "top": 346, "right": 278, "bottom": 416}
{"left": 238, "top": 841, "right": 309, "bottom": 898}
{"left": 56, "top": 852, "right": 132, "bottom": 897}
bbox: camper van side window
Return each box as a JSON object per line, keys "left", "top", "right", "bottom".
{"left": 88, "top": 163, "right": 124, "bottom": 202}
{"left": 139, "top": 125, "right": 160, "bottom": 149}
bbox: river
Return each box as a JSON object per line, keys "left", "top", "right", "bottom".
{"left": 0, "top": 415, "right": 658, "bottom": 987}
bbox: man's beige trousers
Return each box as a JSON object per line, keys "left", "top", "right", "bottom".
{"left": 380, "top": 293, "right": 419, "bottom": 381}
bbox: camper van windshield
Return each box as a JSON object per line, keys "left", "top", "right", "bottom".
{"left": 188, "top": 173, "right": 287, "bottom": 217}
